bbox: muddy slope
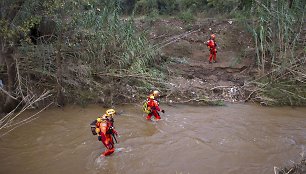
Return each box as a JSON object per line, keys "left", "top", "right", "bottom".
{"left": 139, "top": 17, "right": 257, "bottom": 104}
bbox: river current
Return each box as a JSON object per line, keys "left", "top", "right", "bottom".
{"left": 0, "top": 103, "right": 305, "bottom": 174}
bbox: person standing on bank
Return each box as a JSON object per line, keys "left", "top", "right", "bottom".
{"left": 206, "top": 34, "right": 218, "bottom": 64}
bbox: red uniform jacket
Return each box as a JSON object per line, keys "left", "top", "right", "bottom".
{"left": 147, "top": 99, "right": 160, "bottom": 112}
{"left": 207, "top": 39, "right": 217, "bottom": 53}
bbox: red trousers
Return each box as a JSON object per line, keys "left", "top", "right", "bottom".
{"left": 101, "top": 133, "right": 115, "bottom": 156}
{"left": 209, "top": 49, "right": 217, "bottom": 62}
{"left": 146, "top": 110, "right": 161, "bottom": 120}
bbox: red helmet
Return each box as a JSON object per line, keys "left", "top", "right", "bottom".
{"left": 210, "top": 34, "right": 216, "bottom": 39}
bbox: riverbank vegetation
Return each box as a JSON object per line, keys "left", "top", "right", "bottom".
{"left": 275, "top": 157, "right": 306, "bottom": 174}
{"left": 0, "top": 1, "right": 305, "bottom": 171}
{"left": 0, "top": 0, "right": 305, "bottom": 115}
{"left": 0, "top": 0, "right": 165, "bottom": 114}
{"left": 245, "top": 0, "right": 306, "bottom": 106}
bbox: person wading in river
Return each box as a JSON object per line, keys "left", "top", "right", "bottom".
{"left": 151, "top": 90, "right": 161, "bottom": 103}
{"left": 92, "top": 109, "right": 118, "bottom": 156}
{"left": 104, "top": 109, "right": 116, "bottom": 127}
{"left": 206, "top": 34, "right": 217, "bottom": 64}
{"left": 146, "top": 95, "right": 164, "bottom": 121}
{"left": 146, "top": 90, "right": 161, "bottom": 103}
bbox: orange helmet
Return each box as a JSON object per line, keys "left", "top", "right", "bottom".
{"left": 210, "top": 34, "right": 216, "bottom": 39}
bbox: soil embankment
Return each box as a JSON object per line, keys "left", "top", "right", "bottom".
{"left": 138, "top": 17, "right": 256, "bottom": 104}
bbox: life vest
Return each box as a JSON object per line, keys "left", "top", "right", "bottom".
{"left": 142, "top": 100, "right": 151, "bottom": 114}
{"left": 148, "top": 99, "right": 160, "bottom": 111}
{"left": 207, "top": 39, "right": 217, "bottom": 52}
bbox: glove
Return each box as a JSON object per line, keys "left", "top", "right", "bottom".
{"left": 161, "top": 110, "right": 165, "bottom": 113}
{"left": 113, "top": 129, "right": 118, "bottom": 136}
{"left": 106, "top": 127, "right": 113, "bottom": 134}
{"left": 98, "top": 136, "right": 102, "bottom": 141}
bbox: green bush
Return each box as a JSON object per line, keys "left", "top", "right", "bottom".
{"left": 144, "top": 8, "right": 159, "bottom": 23}
{"left": 207, "top": 0, "right": 240, "bottom": 12}
{"left": 156, "top": 0, "right": 178, "bottom": 15}
{"left": 178, "top": 9, "right": 195, "bottom": 23}
{"left": 128, "top": 0, "right": 257, "bottom": 16}
{"left": 133, "top": 0, "right": 206, "bottom": 15}
{"left": 178, "top": 0, "right": 207, "bottom": 12}
{"left": 134, "top": 0, "right": 157, "bottom": 14}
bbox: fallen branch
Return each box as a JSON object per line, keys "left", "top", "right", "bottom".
{"left": 156, "top": 28, "right": 201, "bottom": 49}
{"left": 171, "top": 98, "right": 223, "bottom": 105}
{"left": 95, "top": 72, "right": 168, "bottom": 85}
{"left": 274, "top": 158, "right": 306, "bottom": 174}
{"left": 0, "top": 102, "right": 53, "bottom": 138}
{"left": 0, "top": 87, "right": 18, "bottom": 100}
{"left": 279, "top": 88, "right": 306, "bottom": 100}
{"left": 0, "top": 90, "right": 52, "bottom": 131}
{"left": 210, "top": 86, "right": 231, "bottom": 90}
{"left": 272, "top": 62, "right": 306, "bottom": 78}
{"left": 15, "top": 56, "right": 26, "bottom": 100}
{"left": 244, "top": 88, "right": 261, "bottom": 102}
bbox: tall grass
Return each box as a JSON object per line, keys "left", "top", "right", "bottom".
{"left": 249, "top": 0, "right": 306, "bottom": 106}
{"left": 16, "top": 0, "right": 164, "bottom": 105}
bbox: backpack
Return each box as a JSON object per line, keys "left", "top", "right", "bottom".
{"left": 90, "top": 120, "right": 97, "bottom": 135}
{"left": 142, "top": 100, "right": 151, "bottom": 114}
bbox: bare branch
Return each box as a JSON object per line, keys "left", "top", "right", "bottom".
{"left": 0, "top": 102, "right": 53, "bottom": 138}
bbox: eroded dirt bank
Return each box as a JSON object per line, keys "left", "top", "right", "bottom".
{"left": 136, "top": 16, "right": 257, "bottom": 104}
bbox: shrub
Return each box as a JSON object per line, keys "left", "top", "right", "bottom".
{"left": 178, "top": 9, "right": 195, "bottom": 23}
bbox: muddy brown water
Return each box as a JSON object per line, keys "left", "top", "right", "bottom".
{"left": 0, "top": 104, "right": 305, "bottom": 174}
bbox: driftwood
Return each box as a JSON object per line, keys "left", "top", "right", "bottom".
{"left": 166, "top": 97, "right": 223, "bottom": 105}
{"left": 0, "top": 91, "right": 53, "bottom": 137}
{"left": 0, "top": 87, "right": 17, "bottom": 100}
{"left": 156, "top": 28, "right": 201, "bottom": 49}
{"left": 274, "top": 158, "right": 306, "bottom": 174}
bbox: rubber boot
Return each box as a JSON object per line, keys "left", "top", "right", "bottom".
{"left": 102, "top": 148, "right": 115, "bottom": 156}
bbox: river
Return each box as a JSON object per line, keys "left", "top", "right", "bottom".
{"left": 0, "top": 103, "right": 305, "bottom": 174}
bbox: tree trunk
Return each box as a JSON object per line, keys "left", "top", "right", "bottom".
{"left": 0, "top": 50, "right": 4, "bottom": 113}
{"left": 0, "top": 1, "right": 26, "bottom": 114}
{"left": 2, "top": 47, "right": 18, "bottom": 113}
{"left": 55, "top": 34, "right": 65, "bottom": 107}
{"left": 288, "top": 0, "right": 293, "bottom": 8}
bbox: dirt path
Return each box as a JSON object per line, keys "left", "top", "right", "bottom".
{"left": 140, "top": 17, "right": 256, "bottom": 104}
